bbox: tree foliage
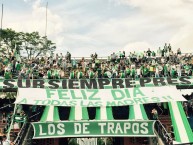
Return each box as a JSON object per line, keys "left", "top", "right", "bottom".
{"left": 0, "top": 28, "right": 56, "bottom": 59}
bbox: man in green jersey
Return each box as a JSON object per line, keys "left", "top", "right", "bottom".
{"left": 131, "top": 67, "right": 136, "bottom": 79}
{"left": 69, "top": 70, "right": 75, "bottom": 79}
{"left": 88, "top": 68, "right": 95, "bottom": 79}
{"left": 170, "top": 67, "right": 176, "bottom": 78}
{"left": 76, "top": 68, "right": 83, "bottom": 79}
{"left": 47, "top": 69, "right": 52, "bottom": 79}
{"left": 143, "top": 65, "right": 149, "bottom": 77}
{"left": 125, "top": 66, "right": 131, "bottom": 78}
{"left": 4, "top": 70, "right": 12, "bottom": 79}
{"left": 119, "top": 70, "right": 125, "bottom": 78}
{"left": 16, "top": 61, "right": 21, "bottom": 73}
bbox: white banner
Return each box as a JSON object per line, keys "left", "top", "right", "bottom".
{"left": 15, "top": 87, "right": 186, "bottom": 107}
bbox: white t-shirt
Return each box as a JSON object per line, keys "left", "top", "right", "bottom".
{"left": 2, "top": 139, "right": 10, "bottom": 145}
{"left": 161, "top": 58, "right": 165, "bottom": 63}
{"left": 137, "top": 68, "right": 141, "bottom": 75}
{"left": 176, "top": 64, "right": 181, "bottom": 72}
{"left": 155, "top": 67, "right": 159, "bottom": 73}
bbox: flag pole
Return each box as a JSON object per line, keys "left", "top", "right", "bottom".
{"left": 45, "top": 2, "right": 48, "bottom": 51}
{"left": 45, "top": 2, "right": 48, "bottom": 37}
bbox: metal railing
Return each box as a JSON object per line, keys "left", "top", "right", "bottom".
{"left": 13, "top": 122, "right": 29, "bottom": 145}
{"left": 21, "top": 124, "right": 34, "bottom": 145}
{"left": 155, "top": 120, "right": 173, "bottom": 145}
{"left": 0, "top": 104, "right": 10, "bottom": 110}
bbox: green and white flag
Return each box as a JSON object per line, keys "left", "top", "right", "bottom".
{"left": 169, "top": 102, "right": 193, "bottom": 144}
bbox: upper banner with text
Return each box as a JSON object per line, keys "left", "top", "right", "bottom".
{"left": 1, "top": 77, "right": 193, "bottom": 90}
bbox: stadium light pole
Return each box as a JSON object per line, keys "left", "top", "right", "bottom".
{"left": 45, "top": 2, "right": 48, "bottom": 53}
{"left": 0, "top": 4, "right": 3, "bottom": 47}
{"left": 45, "top": 2, "right": 48, "bottom": 37}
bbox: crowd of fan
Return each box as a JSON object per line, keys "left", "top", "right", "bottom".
{"left": 0, "top": 43, "right": 192, "bottom": 80}
{"left": 0, "top": 43, "right": 193, "bottom": 145}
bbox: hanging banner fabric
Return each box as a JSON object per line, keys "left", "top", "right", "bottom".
{"left": 32, "top": 120, "right": 155, "bottom": 139}
{"left": 15, "top": 87, "right": 186, "bottom": 107}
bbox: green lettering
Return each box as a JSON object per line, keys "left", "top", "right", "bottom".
{"left": 50, "top": 100, "right": 61, "bottom": 106}
{"left": 141, "top": 97, "right": 150, "bottom": 103}
{"left": 125, "top": 89, "right": 131, "bottom": 98}
{"left": 94, "top": 101, "right": 102, "bottom": 106}
{"left": 69, "top": 101, "right": 77, "bottom": 106}
{"left": 133, "top": 88, "right": 144, "bottom": 97}
{"left": 60, "top": 101, "right": 69, "bottom": 106}
{"left": 34, "top": 100, "right": 42, "bottom": 105}
{"left": 124, "top": 99, "right": 134, "bottom": 105}
{"left": 71, "top": 90, "right": 82, "bottom": 99}
{"left": 133, "top": 98, "right": 143, "bottom": 104}
{"left": 58, "top": 90, "right": 70, "bottom": 99}
{"left": 87, "top": 101, "right": 95, "bottom": 106}
{"left": 106, "top": 101, "right": 116, "bottom": 106}
{"left": 81, "top": 90, "right": 87, "bottom": 100}
{"left": 17, "top": 98, "right": 27, "bottom": 104}
{"left": 42, "top": 100, "right": 51, "bottom": 105}
{"left": 46, "top": 89, "right": 56, "bottom": 98}
{"left": 111, "top": 90, "right": 125, "bottom": 100}
{"left": 118, "top": 101, "right": 126, "bottom": 106}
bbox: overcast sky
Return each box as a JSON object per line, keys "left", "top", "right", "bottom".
{"left": 1, "top": 0, "right": 193, "bottom": 56}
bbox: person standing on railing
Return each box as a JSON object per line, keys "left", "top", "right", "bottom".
{"left": 151, "top": 108, "right": 158, "bottom": 120}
